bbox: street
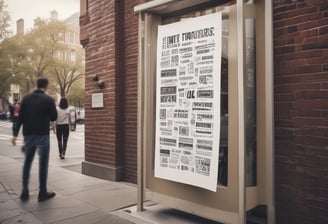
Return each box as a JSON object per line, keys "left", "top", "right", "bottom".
{"left": 0, "top": 120, "right": 84, "bottom": 170}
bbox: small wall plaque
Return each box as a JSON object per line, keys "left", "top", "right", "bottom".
{"left": 91, "top": 93, "right": 104, "bottom": 108}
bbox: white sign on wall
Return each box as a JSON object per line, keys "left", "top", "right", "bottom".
{"left": 155, "top": 12, "right": 222, "bottom": 192}
{"left": 91, "top": 93, "right": 104, "bottom": 108}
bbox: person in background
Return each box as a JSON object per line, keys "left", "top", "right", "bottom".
{"left": 53, "top": 97, "right": 71, "bottom": 159}
{"left": 13, "top": 99, "right": 20, "bottom": 118}
{"left": 8, "top": 103, "right": 14, "bottom": 121}
{"left": 11, "top": 77, "right": 58, "bottom": 202}
{"left": 12, "top": 99, "right": 20, "bottom": 132}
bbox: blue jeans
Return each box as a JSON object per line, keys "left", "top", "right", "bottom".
{"left": 56, "top": 124, "right": 69, "bottom": 156}
{"left": 22, "top": 135, "right": 50, "bottom": 193}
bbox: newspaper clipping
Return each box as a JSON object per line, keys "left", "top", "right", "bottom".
{"left": 155, "top": 12, "right": 222, "bottom": 192}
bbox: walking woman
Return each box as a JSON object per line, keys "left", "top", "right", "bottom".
{"left": 54, "top": 97, "right": 71, "bottom": 159}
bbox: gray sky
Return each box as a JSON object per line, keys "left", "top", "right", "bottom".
{"left": 5, "top": 0, "right": 79, "bottom": 33}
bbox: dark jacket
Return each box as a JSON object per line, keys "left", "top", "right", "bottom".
{"left": 13, "top": 89, "right": 57, "bottom": 137}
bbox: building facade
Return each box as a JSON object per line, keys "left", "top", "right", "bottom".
{"left": 80, "top": 0, "right": 140, "bottom": 183}
{"left": 80, "top": 0, "right": 328, "bottom": 223}
{"left": 63, "top": 12, "right": 84, "bottom": 64}
{"left": 273, "top": 1, "right": 328, "bottom": 223}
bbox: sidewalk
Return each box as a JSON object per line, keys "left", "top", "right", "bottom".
{"left": 0, "top": 155, "right": 136, "bottom": 224}
{"left": 0, "top": 155, "right": 222, "bottom": 224}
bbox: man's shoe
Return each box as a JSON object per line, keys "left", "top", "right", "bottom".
{"left": 20, "top": 189, "right": 29, "bottom": 201}
{"left": 38, "top": 191, "right": 56, "bottom": 202}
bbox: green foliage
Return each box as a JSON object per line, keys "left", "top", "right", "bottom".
{"left": 24, "top": 20, "right": 66, "bottom": 78}
{"left": 0, "top": 0, "right": 11, "bottom": 41}
{"left": 0, "top": 35, "right": 25, "bottom": 102}
{"left": 66, "top": 78, "right": 85, "bottom": 108}
{"left": 0, "top": 15, "right": 85, "bottom": 104}
{"left": 0, "top": 0, "right": 13, "bottom": 103}
{"left": 26, "top": 20, "right": 85, "bottom": 99}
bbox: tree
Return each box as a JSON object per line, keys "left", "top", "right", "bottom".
{"left": 22, "top": 20, "right": 67, "bottom": 92}
{"left": 0, "top": 0, "right": 11, "bottom": 41}
{"left": 0, "top": 40, "right": 13, "bottom": 104}
{"left": 53, "top": 60, "right": 84, "bottom": 97}
{"left": 0, "top": 35, "right": 27, "bottom": 106}
{"left": 66, "top": 78, "right": 85, "bottom": 108}
{"left": 0, "top": 15, "right": 85, "bottom": 105}
{"left": 3, "top": 35, "right": 33, "bottom": 93}
{"left": 25, "top": 19, "right": 85, "bottom": 98}
{"left": 0, "top": 0, "right": 12, "bottom": 107}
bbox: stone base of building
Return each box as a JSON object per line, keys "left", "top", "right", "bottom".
{"left": 82, "top": 161, "right": 123, "bottom": 181}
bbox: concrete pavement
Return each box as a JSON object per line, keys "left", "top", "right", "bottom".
{"left": 0, "top": 120, "right": 225, "bottom": 223}
{"left": 0, "top": 122, "right": 265, "bottom": 224}
{"left": 0, "top": 120, "right": 226, "bottom": 224}
{"left": 0, "top": 154, "right": 223, "bottom": 224}
{"left": 0, "top": 154, "right": 136, "bottom": 224}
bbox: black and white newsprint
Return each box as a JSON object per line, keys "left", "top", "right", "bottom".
{"left": 155, "top": 12, "right": 222, "bottom": 192}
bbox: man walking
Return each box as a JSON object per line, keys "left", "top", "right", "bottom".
{"left": 12, "top": 77, "right": 58, "bottom": 202}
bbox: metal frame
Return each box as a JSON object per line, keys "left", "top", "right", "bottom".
{"left": 135, "top": 1, "right": 275, "bottom": 223}
{"left": 236, "top": 0, "right": 246, "bottom": 222}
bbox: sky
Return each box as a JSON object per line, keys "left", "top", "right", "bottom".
{"left": 5, "top": 0, "right": 80, "bottom": 34}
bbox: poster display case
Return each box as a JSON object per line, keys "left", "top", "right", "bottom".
{"left": 135, "top": 1, "right": 274, "bottom": 223}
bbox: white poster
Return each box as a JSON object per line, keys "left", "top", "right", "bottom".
{"left": 155, "top": 12, "right": 222, "bottom": 192}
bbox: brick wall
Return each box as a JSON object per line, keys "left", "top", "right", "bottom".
{"left": 273, "top": 1, "right": 328, "bottom": 223}
{"left": 81, "top": 0, "right": 125, "bottom": 175}
{"left": 122, "top": 0, "right": 144, "bottom": 183}
{"left": 80, "top": 0, "right": 143, "bottom": 182}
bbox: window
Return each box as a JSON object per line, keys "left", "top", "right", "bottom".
{"left": 245, "top": 18, "right": 256, "bottom": 187}
{"left": 70, "top": 50, "right": 76, "bottom": 62}
{"left": 218, "top": 18, "right": 229, "bottom": 186}
{"left": 69, "top": 31, "right": 75, "bottom": 44}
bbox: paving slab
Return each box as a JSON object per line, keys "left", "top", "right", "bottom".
{"left": 115, "top": 204, "right": 221, "bottom": 224}
{"left": 1, "top": 213, "right": 44, "bottom": 224}
{"left": 0, "top": 184, "right": 43, "bottom": 224}
{"left": 0, "top": 153, "right": 227, "bottom": 224}
{"left": 52, "top": 210, "right": 134, "bottom": 224}
{"left": 0, "top": 196, "right": 24, "bottom": 221}
{"left": 72, "top": 183, "right": 137, "bottom": 212}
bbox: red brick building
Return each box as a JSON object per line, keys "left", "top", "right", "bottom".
{"left": 80, "top": 0, "right": 328, "bottom": 223}
{"left": 273, "top": 1, "right": 328, "bottom": 223}
{"left": 80, "top": 0, "right": 141, "bottom": 183}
